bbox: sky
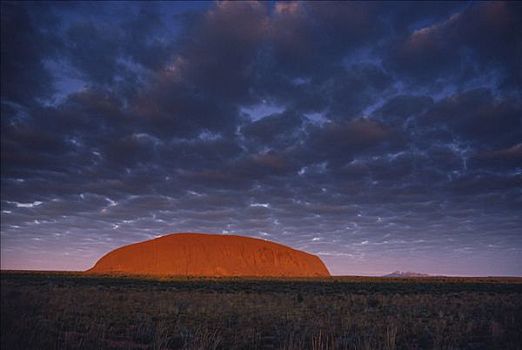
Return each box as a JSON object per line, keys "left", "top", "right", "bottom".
{"left": 1, "top": 1, "right": 521, "bottom": 276}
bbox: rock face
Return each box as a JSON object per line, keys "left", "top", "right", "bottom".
{"left": 384, "top": 271, "right": 430, "bottom": 278}
{"left": 86, "top": 233, "right": 330, "bottom": 277}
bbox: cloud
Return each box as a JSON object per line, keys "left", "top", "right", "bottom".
{"left": 471, "top": 143, "right": 522, "bottom": 170}
{"left": 0, "top": 3, "right": 58, "bottom": 105}
{"left": 240, "top": 110, "right": 304, "bottom": 147}
{"left": 386, "top": 2, "right": 522, "bottom": 90}
{"left": 302, "top": 118, "right": 398, "bottom": 167}
{"left": 419, "top": 88, "right": 521, "bottom": 148}
{"left": 1, "top": 1, "right": 521, "bottom": 275}
{"left": 478, "top": 143, "right": 522, "bottom": 160}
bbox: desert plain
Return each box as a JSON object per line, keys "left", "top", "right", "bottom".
{"left": 2, "top": 271, "right": 521, "bottom": 349}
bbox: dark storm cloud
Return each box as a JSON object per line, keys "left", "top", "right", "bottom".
{"left": 240, "top": 110, "right": 304, "bottom": 147}
{"left": 300, "top": 118, "right": 400, "bottom": 168}
{"left": 60, "top": 4, "right": 177, "bottom": 91}
{"left": 419, "top": 88, "right": 521, "bottom": 148}
{"left": 1, "top": 1, "right": 521, "bottom": 275}
{"left": 0, "top": 2, "right": 59, "bottom": 105}
{"left": 386, "top": 2, "right": 522, "bottom": 89}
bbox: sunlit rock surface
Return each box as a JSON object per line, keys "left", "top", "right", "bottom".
{"left": 87, "top": 233, "right": 330, "bottom": 277}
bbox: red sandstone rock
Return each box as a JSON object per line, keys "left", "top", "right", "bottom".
{"left": 86, "top": 233, "right": 330, "bottom": 277}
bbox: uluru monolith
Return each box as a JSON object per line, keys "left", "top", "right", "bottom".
{"left": 86, "top": 233, "right": 330, "bottom": 277}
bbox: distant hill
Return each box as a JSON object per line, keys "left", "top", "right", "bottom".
{"left": 384, "top": 271, "right": 430, "bottom": 277}
{"left": 86, "top": 232, "right": 330, "bottom": 277}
